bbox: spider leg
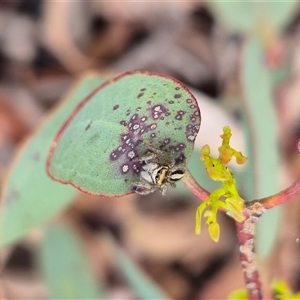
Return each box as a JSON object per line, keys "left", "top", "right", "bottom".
{"left": 130, "top": 180, "right": 151, "bottom": 189}
{"left": 160, "top": 185, "right": 168, "bottom": 195}
{"left": 170, "top": 161, "right": 186, "bottom": 173}
{"left": 135, "top": 186, "right": 159, "bottom": 195}
{"left": 131, "top": 181, "right": 158, "bottom": 195}
{"left": 136, "top": 141, "right": 171, "bottom": 161}
{"left": 132, "top": 152, "right": 156, "bottom": 163}
{"left": 168, "top": 181, "right": 176, "bottom": 188}
{"left": 168, "top": 149, "right": 186, "bottom": 167}
{"left": 130, "top": 177, "right": 158, "bottom": 195}
{"left": 143, "top": 144, "right": 166, "bottom": 157}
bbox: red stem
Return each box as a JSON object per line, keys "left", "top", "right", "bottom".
{"left": 235, "top": 203, "right": 265, "bottom": 300}
{"left": 259, "top": 177, "right": 300, "bottom": 209}
{"left": 184, "top": 163, "right": 300, "bottom": 299}
{"left": 183, "top": 168, "right": 266, "bottom": 298}
{"left": 181, "top": 169, "right": 210, "bottom": 201}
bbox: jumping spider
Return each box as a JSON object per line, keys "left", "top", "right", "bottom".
{"left": 131, "top": 144, "right": 186, "bottom": 195}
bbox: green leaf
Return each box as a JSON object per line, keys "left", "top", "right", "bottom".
{"left": 241, "top": 36, "right": 281, "bottom": 257}
{"left": 210, "top": 1, "right": 297, "bottom": 33}
{"left": 47, "top": 70, "right": 201, "bottom": 197}
{"left": 39, "top": 224, "right": 104, "bottom": 299}
{"left": 115, "top": 244, "right": 169, "bottom": 300}
{"left": 210, "top": 1, "right": 257, "bottom": 33}
{"left": 265, "top": 2, "right": 298, "bottom": 29}
{"left": 0, "top": 73, "right": 109, "bottom": 247}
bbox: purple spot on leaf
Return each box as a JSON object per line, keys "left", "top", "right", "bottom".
{"left": 137, "top": 93, "right": 144, "bottom": 98}
{"left": 127, "top": 150, "right": 136, "bottom": 159}
{"left": 174, "top": 94, "right": 182, "bottom": 99}
{"left": 130, "top": 113, "right": 138, "bottom": 122}
{"left": 174, "top": 143, "right": 186, "bottom": 152}
{"left": 175, "top": 110, "right": 186, "bottom": 121}
{"left": 121, "top": 164, "right": 129, "bottom": 174}
{"left": 138, "top": 123, "right": 150, "bottom": 135}
{"left": 190, "top": 116, "right": 196, "bottom": 123}
{"left": 151, "top": 104, "right": 169, "bottom": 120}
{"left": 113, "top": 105, "right": 119, "bottom": 110}
{"left": 185, "top": 124, "right": 200, "bottom": 143}
{"left": 132, "top": 163, "right": 140, "bottom": 174}
{"left": 110, "top": 150, "right": 122, "bottom": 161}
{"left": 110, "top": 132, "right": 142, "bottom": 162}
{"left": 149, "top": 123, "right": 157, "bottom": 130}
{"left": 162, "top": 138, "right": 170, "bottom": 145}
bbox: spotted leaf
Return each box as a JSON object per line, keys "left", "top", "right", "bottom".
{"left": 47, "top": 70, "right": 201, "bottom": 196}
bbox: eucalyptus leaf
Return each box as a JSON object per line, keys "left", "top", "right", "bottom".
{"left": 48, "top": 70, "right": 201, "bottom": 197}
{"left": 39, "top": 224, "right": 104, "bottom": 299}
{"left": 0, "top": 73, "right": 109, "bottom": 247}
{"left": 241, "top": 36, "right": 281, "bottom": 257}
{"left": 210, "top": 1, "right": 297, "bottom": 33}
{"left": 115, "top": 245, "right": 169, "bottom": 300}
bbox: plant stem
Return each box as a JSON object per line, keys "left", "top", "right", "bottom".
{"left": 181, "top": 169, "right": 210, "bottom": 201}
{"left": 235, "top": 201, "right": 266, "bottom": 300}
{"left": 258, "top": 177, "right": 300, "bottom": 209}
{"left": 184, "top": 154, "right": 300, "bottom": 299}
{"left": 234, "top": 185, "right": 300, "bottom": 300}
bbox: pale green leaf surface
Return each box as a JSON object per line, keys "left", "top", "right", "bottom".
{"left": 241, "top": 36, "right": 281, "bottom": 257}
{"left": 48, "top": 70, "right": 201, "bottom": 196}
{"left": 0, "top": 73, "right": 108, "bottom": 247}
{"left": 210, "top": 1, "right": 257, "bottom": 33}
{"left": 115, "top": 246, "right": 169, "bottom": 300}
{"left": 266, "top": 2, "right": 298, "bottom": 29}
{"left": 39, "top": 224, "right": 104, "bottom": 299}
{"left": 210, "top": 1, "right": 297, "bottom": 33}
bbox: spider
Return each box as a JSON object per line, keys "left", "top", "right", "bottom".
{"left": 131, "top": 144, "right": 186, "bottom": 195}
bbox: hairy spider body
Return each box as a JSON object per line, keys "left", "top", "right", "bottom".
{"left": 131, "top": 145, "right": 186, "bottom": 195}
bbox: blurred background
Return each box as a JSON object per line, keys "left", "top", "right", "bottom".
{"left": 1, "top": 1, "right": 300, "bottom": 299}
